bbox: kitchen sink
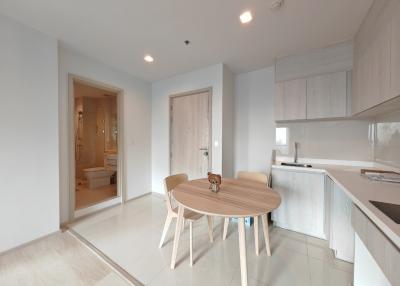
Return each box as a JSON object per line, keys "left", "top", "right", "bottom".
{"left": 370, "top": 201, "right": 400, "bottom": 224}
{"left": 281, "top": 162, "right": 312, "bottom": 168}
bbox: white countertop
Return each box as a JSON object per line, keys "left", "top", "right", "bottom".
{"left": 272, "top": 162, "right": 400, "bottom": 248}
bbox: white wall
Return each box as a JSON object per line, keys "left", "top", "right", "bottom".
{"left": 59, "top": 47, "right": 152, "bottom": 223}
{"left": 222, "top": 65, "right": 235, "bottom": 177}
{"left": 151, "top": 64, "right": 225, "bottom": 193}
{"left": 234, "top": 67, "right": 276, "bottom": 174}
{"left": 0, "top": 15, "right": 59, "bottom": 252}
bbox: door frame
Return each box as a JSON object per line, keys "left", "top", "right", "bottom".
{"left": 68, "top": 74, "right": 125, "bottom": 221}
{"left": 168, "top": 87, "right": 213, "bottom": 176}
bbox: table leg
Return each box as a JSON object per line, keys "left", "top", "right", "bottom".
{"left": 171, "top": 205, "right": 184, "bottom": 269}
{"left": 254, "top": 216, "right": 259, "bottom": 256}
{"left": 207, "top": 216, "right": 214, "bottom": 242}
{"left": 223, "top": 218, "right": 229, "bottom": 240}
{"left": 261, "top": 214, "right": 271, "bottom": 256}
{"left": 238, "top": 217, "right": 248, "bottom": 286}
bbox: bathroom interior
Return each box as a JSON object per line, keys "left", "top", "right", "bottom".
{"left": 74, "top": 80, "right": 118, "bottom": 210}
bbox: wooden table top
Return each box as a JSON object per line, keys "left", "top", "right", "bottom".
{"left": 172, "top": 178, "right": 281, "bottom": 218}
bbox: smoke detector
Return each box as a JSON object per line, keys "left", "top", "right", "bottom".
{"left": 270, "top": 0, "right": 284, "bottom": 10}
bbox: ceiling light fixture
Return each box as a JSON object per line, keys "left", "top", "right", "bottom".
{"left": 144, "top": 55, "right": 154, "bottom": 63}
{"left": 240, "top": 11, "right": 253, "bottom": 24}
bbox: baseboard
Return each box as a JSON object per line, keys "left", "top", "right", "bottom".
{"left": 124, "top": 192, "right": 152, "bottom": 202}
{"left": 151, "top": 192, "right": 164, "bottom": 199}
{"left": 0, "top": 229, "right": 60, "bottom": 256}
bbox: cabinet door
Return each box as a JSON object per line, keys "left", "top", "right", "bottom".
{"left": 271, "top": 169, "right": 326, "bottom": 238}
{"left": 352, "top": 46, "right": 363, "bottom": 114}
{"left": 329, "top": 179, "right": 354, "bottom": 263}
{"left": 352, "top": 0, "right": 393, "bottom": 114}
{"left": 275, "top": 79, "right": 307, "bottom": 121}
{"left": 307, "top": 71, "right": 347, "bottom": 119}
{"left": 391, "top": 1, "right": 400, "bottom": 98}
{"left": 371, "top": 18, "right": 392, "bottom": 105}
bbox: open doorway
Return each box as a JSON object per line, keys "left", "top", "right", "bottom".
{"left": 71, "top": 77, "right": 123, "bottom": 214}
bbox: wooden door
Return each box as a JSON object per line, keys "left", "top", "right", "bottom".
{"left": 170, "top": 90, "right": 211, "bottom": 179}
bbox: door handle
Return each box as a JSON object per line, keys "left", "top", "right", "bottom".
{"left": 199, "top": 147, "right": 208, "bottom": 151}
{"left": 203, "top": 151, "right": 209, "bottom": 157}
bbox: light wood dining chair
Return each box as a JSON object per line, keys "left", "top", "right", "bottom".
{"left": 222, "top": 171, "right": 272, "bottom": 256}
{"left": 159, "top": 173, "right": 214, "bottom": 266}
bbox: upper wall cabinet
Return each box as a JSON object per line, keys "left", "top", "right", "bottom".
{"left": 275, "top": 71, "right": 350, "bottom": 121}
{"left": 391, "top": 2, "right": 400, "bottom": 98}
{"left": 274, "top": 42, "right": 353, "bottom": 122}
{"left": 275, "top": 78, "right": 307, "bottom": 121}
{"left": 307, "top": 71, "right": 348, "bottom": 119}
{"left": 352, "top": 0, "right": 400, "bottom": 115}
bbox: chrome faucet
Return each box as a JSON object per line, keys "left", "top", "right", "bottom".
{"left": 294, "top": 142, "right": 299, "bottom": 163}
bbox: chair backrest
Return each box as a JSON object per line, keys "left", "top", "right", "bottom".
{"left": 236, "top": 171, "right": 268, "bottom": 185}
{"left": 163, "top": 173, "right": 188, "bottom": 212}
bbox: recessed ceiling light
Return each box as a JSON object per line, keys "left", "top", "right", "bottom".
{"left": 144, "top": 55, "right": 154, "bottom": 63}
{"left": 240, "top": 11, "right": 252, "bottom": 24}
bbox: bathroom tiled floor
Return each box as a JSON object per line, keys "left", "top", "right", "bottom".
{"left": 75, "top": 183, "right": 117, "bottom": 209}
{"left": 70, "top": 194, "right": 354, "bottom": 286}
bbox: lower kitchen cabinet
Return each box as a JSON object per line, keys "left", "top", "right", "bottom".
{"left": 327, "top": 177, "right": 355, "bottom": 263}
{"left": 352, "top": 205, "right": 400, "bottom": 286}
{"left": 271, "top": 168, "right": 326, "bottom": 239}
{"left": 271, "top": 168, "right": 356, "bottom": 262}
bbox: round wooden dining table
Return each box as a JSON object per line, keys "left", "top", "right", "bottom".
{"left": 170, "top": 178, "right": 281, "bottom": 286}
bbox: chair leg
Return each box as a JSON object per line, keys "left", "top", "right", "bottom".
{"left": 159, "top": 213, "right": 173, "bottom": 248}
{"left": 223, "top": 217, "right": 229, "bottom": 240}
{"left": 189, "top": 221, "right": 193, "bottom": 267}
{"left": 254, "top": 216, "right": 259, "bottom": 256}
{"left": 171, "top": 206, "right": 184, "bottom": 269}
{"left": 261, "top": 214, "right": 271, "bottom": 256}
{"left": 181, "top": 218, "right": 185, "bottom": 233}
{"left": 207, "top": 216, "right": 214, "bottom": 242}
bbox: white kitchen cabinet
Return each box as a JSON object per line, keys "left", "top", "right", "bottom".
{"left": 307, "top": 71, "right": 348, "bottom": 119}
{"left": 354, "top": 234, "right": 391, "bottom": 286}
{"left": 391, "top": 1, "right": 400, "bottom": 98}
{"left": 327, "top": 177, "right": 354, "bottom": 263}
{"left": 352, "top": 205, "right": 400, "bottom": 286}
{"left": 370, "top": 16, "right": 392, "bottom": 105}
{"left": 275, "top": 78, "right": 307, "bottom": 121}
{"left": 352, "top": 0, "right": 396, "bottom": 115}
{"left": 271, "top": 168, "right": 326, "bottom": 239}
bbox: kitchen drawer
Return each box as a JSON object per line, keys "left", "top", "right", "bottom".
{"left": 351, "top": 204, "right": 368, "bottom": 241}
{"left": 366, "top": 217, "right": 387, "bottom": 273}
{"left": 385, "top": 239, "right": 400, "bottom": 285}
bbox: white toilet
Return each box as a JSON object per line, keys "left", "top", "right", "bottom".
{"left": 84, "top": 153, "right": 117, "bottom": 189}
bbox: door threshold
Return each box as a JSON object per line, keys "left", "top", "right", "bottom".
{"left": 74, "top": 196, "right": 122, "bottom": 219}
{"left": 67, "top": 229, "right": 144, "bottom": 286}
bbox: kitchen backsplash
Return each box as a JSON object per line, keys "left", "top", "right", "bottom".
{"left": 275, "top": 120, "right": 375, "bottom": 162}
{"left": 374, "top": 110, "right": 400, "bottom": 168}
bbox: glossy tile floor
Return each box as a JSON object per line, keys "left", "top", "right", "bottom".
{"left": 70, "top": 194, "right": 354, "bottom": 286}
{"left": 0, "top": 232, "right": 130, "bottom": 286}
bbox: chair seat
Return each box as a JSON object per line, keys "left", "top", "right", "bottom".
{"left": 173, "top": 207, "right": 203, "bottom": 221}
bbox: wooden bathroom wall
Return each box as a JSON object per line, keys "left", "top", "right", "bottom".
{"left": 75, "top": 96, "right": 117, "bottom": 179}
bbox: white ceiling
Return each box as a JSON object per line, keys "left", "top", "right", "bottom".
{"left": 0, "top": 0, "right": 373, "bottom": 82}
